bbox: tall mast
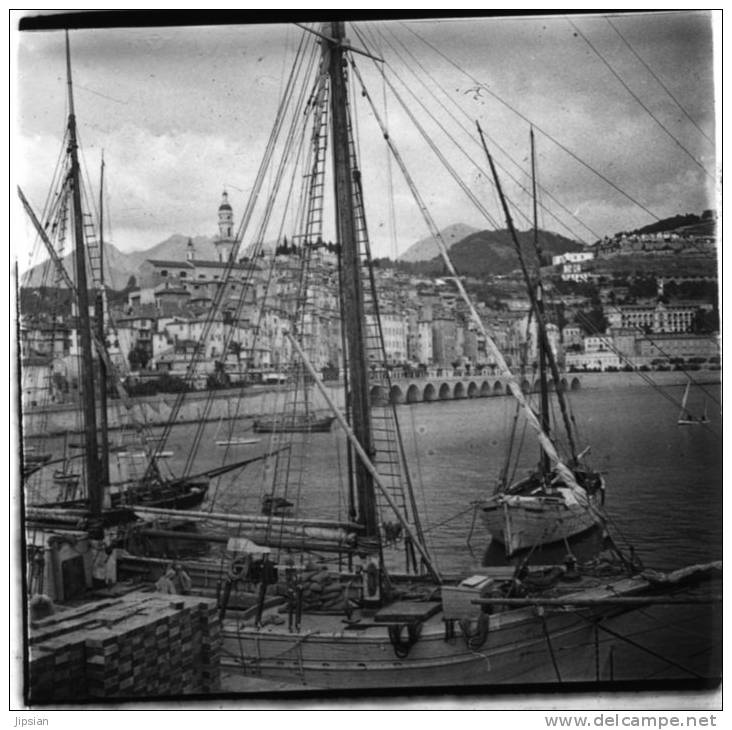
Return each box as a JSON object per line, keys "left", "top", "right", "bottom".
{"left": 97, "top": 152, "right": 110, "bottom": 491}
{"left": 531, "top": 128, "right": 551, "bottom": 475}
{"left": 326, "top": 21, "right": 378, "bottom": 538}
{"left": 66, "top": 31, "right": 102, "bottom": 525}
{"left": 478, "top": 123, "right": 578, "bottom": 464}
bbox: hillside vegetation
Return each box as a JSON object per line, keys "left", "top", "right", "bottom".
{"left": 396, "top": 228, "right": 583, "bottom": 277}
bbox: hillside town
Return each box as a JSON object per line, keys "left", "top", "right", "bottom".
{"left": 19, "top": 193, "right": 719, "bottom": 407}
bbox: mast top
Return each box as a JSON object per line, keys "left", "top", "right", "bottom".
{"left": 65, "top": 30, "right": 76, "bottom": 118}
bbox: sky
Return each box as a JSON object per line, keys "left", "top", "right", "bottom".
{"left": 13, "top": 11, "right": 718, "bottom": 271}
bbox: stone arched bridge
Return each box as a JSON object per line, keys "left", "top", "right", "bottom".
{"left": 369, "top": 375, "right": 582, "bottom": 405}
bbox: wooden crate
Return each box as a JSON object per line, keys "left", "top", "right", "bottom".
{"left": 441, "top": 576, "right": 494, "bottom": 621}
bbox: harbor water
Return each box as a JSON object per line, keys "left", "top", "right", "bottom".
{"left": 24, "top": 382, "right": 723, "bottom": 685}
{"left": 26, "top": 383, "right": 722, "bottom": 573}
{"left": 207, "top": 383, "right": 722, "bottom": 572}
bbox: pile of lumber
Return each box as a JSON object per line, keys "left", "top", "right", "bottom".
{"left": 27, "top": 592, "right": 220, "bottom": 702}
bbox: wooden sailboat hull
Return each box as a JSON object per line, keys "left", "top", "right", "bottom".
{"left": 479, "top": 492, "right": 602, "bottom": 557}
{"left": 253, "top": 416, "right": 335, "bottom": 434}
{"left": 220, "top": 595, "right": 626, "bottom": 689}
{"left": 111, "top": 480, "right": 210, "bottom": 510}
{"left": 31, "top": 480, "right": 210, "bottom": 516}
{"left": 220, "top": 563, "right": 722, "bottom": 690}
{"left": 223, "top": 611, "right": 587, "bottom": 688}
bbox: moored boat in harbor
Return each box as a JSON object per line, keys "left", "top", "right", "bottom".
{"left": 186, "top": 21, "right": 718, "bottom": 690}
{"left": 17, "top": 16, "right": 721, "bottom": 698}
{"left": 476, "top": 130, "right": 606, "bottom": 557}
{"left": 253, "top": 413, "right": 335, "bottom": 433}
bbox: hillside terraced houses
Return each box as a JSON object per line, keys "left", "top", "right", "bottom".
{"left": 23, "top": 192, "right": 713, "bottom": 390}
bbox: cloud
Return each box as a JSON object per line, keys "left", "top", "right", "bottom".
{"left": 15, "top": 13, "right": 718, "bottom": 266}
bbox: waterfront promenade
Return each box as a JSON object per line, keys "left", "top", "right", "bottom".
{"left": 21, "top": 369, "right": 720, "bottom": 437}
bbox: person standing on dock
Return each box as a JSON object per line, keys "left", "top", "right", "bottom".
{"left": 155, "top": 566, "right": 177, "bottom": 594}
{"left": 172, "top": 562, "right": 192, "bottom": 595}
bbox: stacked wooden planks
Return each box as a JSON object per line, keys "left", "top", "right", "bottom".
{"left": 27, "top": 592, "right": 221, "bottom": 702}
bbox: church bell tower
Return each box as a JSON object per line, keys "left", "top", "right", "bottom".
{"left": 215, "top": 190, "right": 235, "bottom": 262}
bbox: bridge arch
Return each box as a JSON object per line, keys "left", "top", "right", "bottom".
{"left": 560, "top": 378, "right": 568, "bottom": 392}
{"left": 406, "top": 384, "right": 421, "bottom": 404}
{"left": 480, "top": 381, "right": 491, "bottom": 397}
{"left": 521, "top": 379, "right": 531, "bottom": 394}
{"left": 571, "top": 377, "right": 581, "bottom": 391}
{"left": 370, "top": 385, "right": 388, "bottom": 405}
{"left": 454, "top": 382, "right": 466, "bottom": 399}
{"left": 423, "top": 383, "right": 436, "bottom": 402}
{"left": 493, "top": 381, "right": 504, "bottom": 395}
{"left": 467, "top": 381, "right": 478, "bottom": 398}
{"left": 439, "top": 382, "right": 452, "bottom": 400}
{"left": 390, "top": 385, "right": 405, "bottom": 404}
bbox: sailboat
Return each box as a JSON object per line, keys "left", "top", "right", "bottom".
{"left": 177, "top": 22, "right": 716, "bottom": 690}
{"left": 18, "top": 20, "right": 721, "bottom": 695}
{"left": 252, "top": 412, "right": 336, "bottom": 433}
{"left": 677, "top": 380, "right": 710, "bottom": 425}
{"left": 17, "top": 34, "right": 261, "bottom": 524}
{"left": 476, "top": 130, "right": 606, "bottom": 558}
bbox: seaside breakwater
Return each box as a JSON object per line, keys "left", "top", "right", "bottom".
{"left": 21, "top": 370, "right": 720, "bottom": 438}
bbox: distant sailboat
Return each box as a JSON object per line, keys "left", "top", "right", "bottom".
{"left": 252, "top": 413, "right": 335, "bottom": 433}
{"left": 677, "top": 381, "right": 710, "bottom": 426}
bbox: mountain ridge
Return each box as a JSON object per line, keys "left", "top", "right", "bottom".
{"left": 397, "top": 223, "right": 480, "bottom": 262}
{"left": 399, "top": 228, "right": 585, "bottom": 277}
{"left": 22, "top": 210, "right": 712, "bottom": 291}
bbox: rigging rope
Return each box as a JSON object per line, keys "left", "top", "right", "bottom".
{"left": 565, "top": 17, "right": 714, "bottom": 181}
{"left": 349, "top": 57, "right": 605, "bottom": 522}
{"left": 369, "top": 22, "right": 599, "bottom": 244}
{"left": 354, "top": 24, "right": 500, "bottom": 231}
{"left": 593, "top": 299, "right": 721, "bottom": 405}
{"left": 398, "top": 21, "right": 666, "bottom": 223}
{"left": 604, "top": 16, "right": 715, "bottom": 146}
{"left": 152, "top": 31, "right": 319, "bottom": 479}
{"left": 571, "top": 307, "right": 720, "bottom": 429}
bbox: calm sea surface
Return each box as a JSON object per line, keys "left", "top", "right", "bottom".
{"left": 133, "top": 382, "right": 722, "bottom": 575}
{"left": 27, "top": 383, "right": 722, "bottom": 574}
{"left": 25, "top": 382, "right": 722, "bottom": 682}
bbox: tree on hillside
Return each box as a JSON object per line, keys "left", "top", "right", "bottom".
{"left": 628, "top": 275, "right": 657, "bottom": 300}
{"left": 691, "top": 307, "right": 719, "bottom": 334}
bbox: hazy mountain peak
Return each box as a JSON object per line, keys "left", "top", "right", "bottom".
{"left": 398, "top": 223, "right": 481, "bottom": 262}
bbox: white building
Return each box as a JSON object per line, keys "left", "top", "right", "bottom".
{"left": 551, "top": 251, "right": 596, "bottom": 266}
{"left": 552, "top": 251, "right": 595, "bottom": 282}
{"left": 416, "top": 320, "right": 433, "bottom": 365}
{"left": 565, "top": 350, "right": 621, "bottom": 371}
{"left": 366, "top": 310, "right": 408, "bottom": 364}
{"left": 606, "top": 301, "right": 704, "bottom": 334}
